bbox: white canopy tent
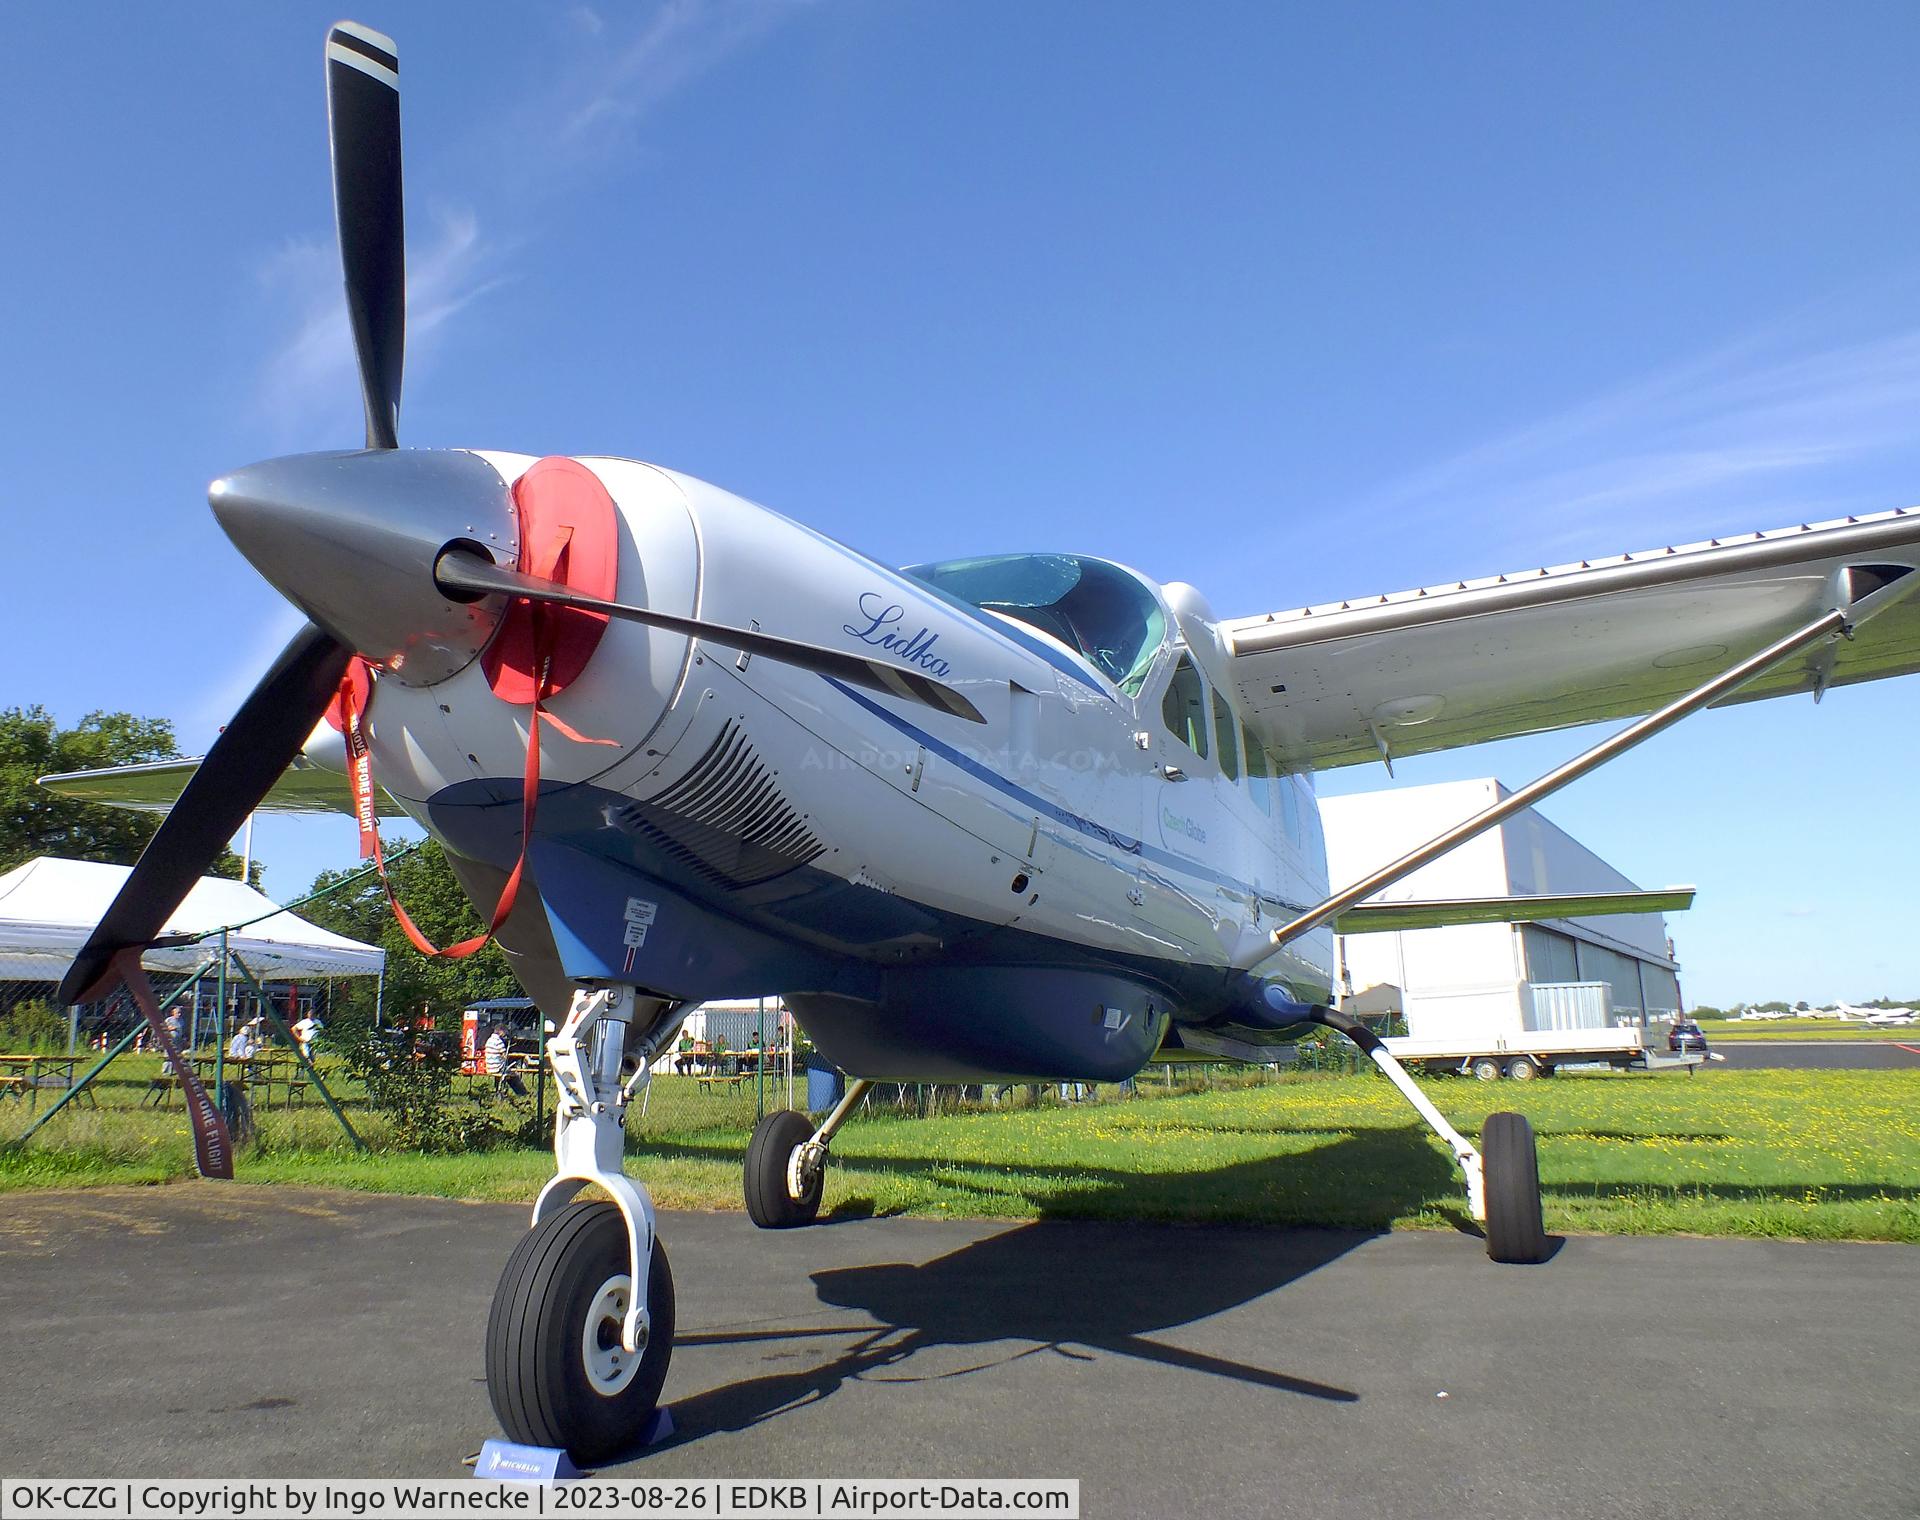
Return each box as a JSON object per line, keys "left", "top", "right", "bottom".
{"left": 0, "top": 856, "right": 385, "bottom": 986}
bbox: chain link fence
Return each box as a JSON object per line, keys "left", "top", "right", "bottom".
{"left": 2, "top": 940, "right": 1388, "bottom": 1162}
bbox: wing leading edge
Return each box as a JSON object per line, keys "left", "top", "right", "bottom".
{"left": 39, "top": 755, "right": 406, "bottom": 818}
{"left": 1226, "top": 507, "right": 1920, "bottom": 771}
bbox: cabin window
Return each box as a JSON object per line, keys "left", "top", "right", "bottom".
{"left": 1243, "top": 721, "right": 1271, "bottom": 811}
{"left": 1161, "top": 656, "right": 1208, "bottom": 757}
{"left": 1211, "top": 688, "right": 1240, "bottom": 780}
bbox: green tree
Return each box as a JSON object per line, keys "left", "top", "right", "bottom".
{"left": 0, "top": 707, "right": 249, "bottom": 879}
{"left": 300, "top": 838, "right": 520, "bottom": 1027}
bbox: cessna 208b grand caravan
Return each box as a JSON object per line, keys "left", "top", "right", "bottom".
{"left": 46, "top": 20, "right": 1920, "bottom": 1463}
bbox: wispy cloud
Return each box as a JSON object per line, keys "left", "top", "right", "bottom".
{"left": 252, "top": 205, "right": 503, "bottom": 446}
{"left": 186, "top": 600, "right": 310, "bottom": 738}
{"left": 519, "top": 0, "right": 796, "bottom": 166}
{"left": 248, "top": 1, "right": 796, "bottom": 440}
{"left": 1358, "top": 315, "right": 1920, "bottom": 562}
{"left": 552, "top": 0, "right": 791, "bottom": 147}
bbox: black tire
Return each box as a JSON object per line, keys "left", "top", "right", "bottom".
{"left": 1470, "top": 1056, "right": 1504, "bottom": 1082}
{"left": 1482, "top": 1111, "right": 1551, "bottom": 1264}
{"left": 1505, "top": 1056, "right": 1538, "bottom": 1081}
{"left": 485, "top": 1201, "right": 675, "bottom": 1465}
{"left": 744, "top": 1109, "right": 823, "bottom": 1228}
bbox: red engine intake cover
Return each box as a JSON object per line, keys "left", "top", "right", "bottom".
{"left": 482, "top": 455, "right": 620, "bottom": 704}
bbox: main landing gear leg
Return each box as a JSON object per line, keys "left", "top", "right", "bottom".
{"left": 485, "top": 985, "right": 676, "bottom": 1464}
{"left": 1306, "top": 1006, "right": 1550, "bottom": 1264}
{"left": 743, "top": 1077, "right": 874, "bottom": 1228}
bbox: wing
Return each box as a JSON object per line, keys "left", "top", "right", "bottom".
{"left": 1334, "top": 887, "right": 1694, "bottom": 935}
{"left": 1224, "top": 507, "right": 1920, "bottom": 770}
{"left": 39, "top": 755, "right": 407, "bottom": 818}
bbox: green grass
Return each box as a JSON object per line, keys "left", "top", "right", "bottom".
{"left": 1693, "top": 1017, "right": 1920, "bottom": 1041}
{"left": 4, "top": 1064, "right": 1916, "bottom": 1244}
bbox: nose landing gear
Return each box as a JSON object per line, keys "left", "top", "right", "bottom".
{"left": 485, "top": 985, "right": 682, "bottom": 1464}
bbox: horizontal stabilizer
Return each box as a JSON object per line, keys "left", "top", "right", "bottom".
{"left": 39, "top": 755, "right": 406, "bottom": 819}
{"left": 1333, "top": 887, "right": 1695, "bottom": 934}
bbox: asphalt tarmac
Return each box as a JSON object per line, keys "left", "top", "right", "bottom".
{"left": 1712, "top": 1039, "right": 1920, "bottom": 1069}
{"left": 1, "top": 1185, "right": 1914, "bottom": 1519}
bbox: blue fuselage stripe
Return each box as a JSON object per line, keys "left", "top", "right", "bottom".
{"left": 822, "top": 677, "right": 1296, "bottom": 911}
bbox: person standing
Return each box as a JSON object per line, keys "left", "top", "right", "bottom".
{"left": 291, "top": 1011, "right": 324, "bottom": 1059}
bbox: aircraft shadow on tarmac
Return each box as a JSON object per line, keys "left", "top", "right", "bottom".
{"left": 635, "top": 1130, "right": 1468, "bottom": 1461}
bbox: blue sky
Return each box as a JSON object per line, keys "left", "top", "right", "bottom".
{"left": 3, "top": 2, "right": 1917, "bottom": 1005}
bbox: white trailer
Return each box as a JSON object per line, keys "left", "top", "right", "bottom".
{"left": 1379, "top": 979, "right": 1697, "bottom": 1079}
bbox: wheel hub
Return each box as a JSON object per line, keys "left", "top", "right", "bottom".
{"left": 581, "top": 1274, "right": 643, "bottom": 1396}
{"left": 787, "top": 1139, "right": 826, "bottom": 1200}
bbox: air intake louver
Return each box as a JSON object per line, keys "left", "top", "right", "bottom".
{"left": 617, "top": 722, "right": 825, "bottom": 889}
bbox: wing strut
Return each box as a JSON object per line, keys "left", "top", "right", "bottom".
{"left": 1270, "top": 604, "right": 1853, "bottom": 947}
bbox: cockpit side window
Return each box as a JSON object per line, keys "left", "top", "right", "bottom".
{"left": 1161, "top": 655, "right": 1208, "bottom": 758}
{"left": 1211, "top": 687, "right": 1240, "bottom": 781}
{"left": 900, "top": 554, "right": 1168, "bottom": 695}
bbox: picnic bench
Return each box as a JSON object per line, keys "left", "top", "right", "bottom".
{"left": 0, "top": 1054, "right": 89, "bottom": 1110}
{"left": 143, "top": 1052, "right": 317, "bottom": 1110}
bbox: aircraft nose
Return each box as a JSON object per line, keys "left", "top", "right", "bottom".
{"left": 209, "top": 449, "right": 519, "bottom": 686}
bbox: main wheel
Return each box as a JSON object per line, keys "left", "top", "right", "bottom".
{"left": 486, "top": 1201, "right": 675, "bottom": 1464}
{"left": 1470, "top": 1056, "right": 1504, "bottom": 1082}
{"left": 1482, "top": 1111, "right": 1551, "bottom": 1264}
{"left": 744, "top": 1108, "right": 823, "bottom": 1228}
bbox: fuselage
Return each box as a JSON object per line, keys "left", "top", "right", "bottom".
{"left": 322, "top": 452, "right": 1336, "bottom": 1080}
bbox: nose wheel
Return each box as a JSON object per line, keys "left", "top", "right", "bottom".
{"left": 486, "top": 1200, "right": 676, "bottom": 1464}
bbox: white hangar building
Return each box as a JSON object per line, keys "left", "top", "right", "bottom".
{"left": 1319, "top": 778, "right": 1685, "bottom": 1038}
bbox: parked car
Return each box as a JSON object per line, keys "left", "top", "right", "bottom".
{"left": 1668, "top": 1019, "right": 1709, "bottom": 1054}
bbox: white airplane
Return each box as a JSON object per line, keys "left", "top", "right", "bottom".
{"left": 44, "top": 22, "right": 1920, "bottom": 1463}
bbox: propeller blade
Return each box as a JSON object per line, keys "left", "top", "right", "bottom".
{"left": 58, "top": 623, "right": 353, "bottom": 1006}
{"left": 435, "top": 547, "right": 987, "bottom": 725}
{"left": 325, "top": 21, "right": 404, "bottom": 450}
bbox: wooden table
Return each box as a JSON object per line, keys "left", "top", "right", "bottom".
{"left": 0, "top": 1054, "right": 88, "bottom": 1110}
{"left": 147, "top": 1053, "right": 308, "bottom": 1110}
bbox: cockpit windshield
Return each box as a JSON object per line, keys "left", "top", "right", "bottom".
{"left": 901, "top": 553, "right": 1168, "bottom": 695}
